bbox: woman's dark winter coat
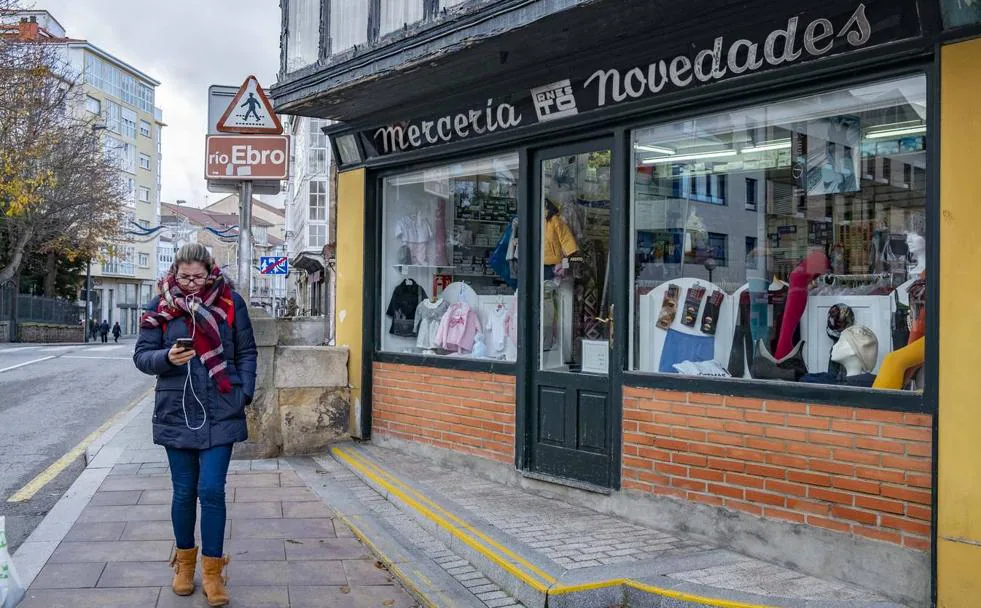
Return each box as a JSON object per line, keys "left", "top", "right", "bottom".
{"left": 133, "top": 290, "right": 257, "bottom": 450}
{"left": 112, "top": 323, "right": 121, "bottom": 338}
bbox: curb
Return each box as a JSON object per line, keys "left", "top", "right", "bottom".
{"left": 12, "top": 397, "right": 152, "bottom": 590}
{"left": 332, "top": 445, "right": 908, "bottom": 608}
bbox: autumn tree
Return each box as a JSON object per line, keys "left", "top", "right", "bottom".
{"left": 0, "top": 1, "right": 126, "bottom": 288}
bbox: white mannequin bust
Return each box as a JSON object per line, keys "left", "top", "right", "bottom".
{"left": 831, "top": 326, "right": 879, "bottom": 377}
{"left": 831, "top": 339, "right": 866, "bottom": 377}
{"left": 907, "top": 232, "right": 926, "bottom": 275}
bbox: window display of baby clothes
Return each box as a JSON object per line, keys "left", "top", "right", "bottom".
{"left": 435, "top": 301, "right": 482, "bottom": 353}
{"left": 386, "top": 279, "right": 427, "bottom": 337}
{"left": 414, "top": 298, "right": 449, "bottom": 350}
{"left": 485, "top": 304, "right": 510, "bottom": 358}
{"left": 395, "top": 210, "right": 434, "bottom": 265}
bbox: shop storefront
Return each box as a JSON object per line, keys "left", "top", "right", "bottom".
{"left": 274, "top": 0, "right": 981, "bottom": 604}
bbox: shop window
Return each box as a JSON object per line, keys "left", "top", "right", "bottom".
{"left": 380, "top": 153, "right": 520, "bottom": 361}
{"left": 329, "top": 0, "right": 369, "bottom": 54}
{"left": 630, "top": 75, "right": 928, "bottom": 392}
{"left": 941, "top": 0, "right": 981, "bottom": 28}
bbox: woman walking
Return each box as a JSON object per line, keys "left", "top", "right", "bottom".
{"left": 111, "top": 321, "right": 121, "bottom": 343}
{"left": 133, "top": 243, "right": 256, "bottom": 607}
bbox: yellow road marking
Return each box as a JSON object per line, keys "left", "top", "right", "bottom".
{"left": 333, "top": 447, "right": 552, "bottom": 591}
{"left": 336, "top": 446, "right": 556, "bottom": 584}
{"left": 6, "top": 387, "right": 152, "bottom": 503}
{"left": 334, "top": 446, "right": 783, "bottom": 608}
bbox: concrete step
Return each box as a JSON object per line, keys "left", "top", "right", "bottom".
{"left": 330, "top": 443, "right": 909, "bottom": 608}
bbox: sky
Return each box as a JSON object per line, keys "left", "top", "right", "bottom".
{"left": 40, "top": 0, "right": 282, "bottom": 207}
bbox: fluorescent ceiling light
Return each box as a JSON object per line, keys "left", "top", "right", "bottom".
{"left": 740, "top": 139, "right": 791, "bottom": 154}
{"left": 641, "top": 150, "right": 737, "bottom": 164}
{"left": 634, "top": 144, "right": 676, "bottom": 155}
{"left": 865, "top": 125, "right": 926, "bottom": 139}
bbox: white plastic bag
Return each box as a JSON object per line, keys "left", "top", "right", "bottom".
{"left": 0, "top": 517, "right": 25, "bottom": 608}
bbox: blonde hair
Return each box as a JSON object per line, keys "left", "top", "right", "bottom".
{"left": 171, "top": 243, "right": 214, "bottom": 275}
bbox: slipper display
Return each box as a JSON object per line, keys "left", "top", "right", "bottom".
{"left": 656, "top": 284, "right": 680, "bottom": 330}
{"left": 681, "top": 284, "right": 706, "bottom": 328}
{"left": 700, "top": 290, "right": 725, "bottom": 335}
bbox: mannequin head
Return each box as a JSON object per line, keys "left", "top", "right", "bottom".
{"left": 831, "top": 326, "right": 879, "bottom": 376}
{"left": 907, "top": 232, "right": 926, "bottom": 274}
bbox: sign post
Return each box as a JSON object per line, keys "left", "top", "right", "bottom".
{"left": 205, "top": 76, "right": 288, "bottom": 303}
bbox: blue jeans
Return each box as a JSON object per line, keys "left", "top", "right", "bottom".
{"left": 166, "top": 444, "right": 233, "bottom": 558}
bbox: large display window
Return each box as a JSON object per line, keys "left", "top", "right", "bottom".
{"left": 630, "top": 75, "right": 928, "bottom": 392}
{"left": 380, "top": 153, "right": 520, "bottom": 361}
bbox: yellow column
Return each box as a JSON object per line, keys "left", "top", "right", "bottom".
{"left": 939, "top": 37, "right": 981, "bottom": 607}
{"left": 335, "top": 168, "right": 367, "bottom": 437}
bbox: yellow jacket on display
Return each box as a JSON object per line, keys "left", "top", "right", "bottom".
{"left": 543, "top": 214, "right": 578, "bottom": 265}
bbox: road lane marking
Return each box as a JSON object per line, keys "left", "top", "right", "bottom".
{"left": 6, "top": 387, "right": 153, "bottom": 503}
{"left": 0, "top": 356, "right": 56, "bottom": 374}
{"left": 62, "top": 356, "right": 131, "bottom": 360}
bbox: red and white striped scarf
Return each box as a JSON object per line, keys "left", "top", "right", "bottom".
{"left": 141, "top": 266, "right": 236, "bottom": 394}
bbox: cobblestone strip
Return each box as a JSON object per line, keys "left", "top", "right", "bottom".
{"left": 317, "top": 454, "right": 527, "bottom": 608}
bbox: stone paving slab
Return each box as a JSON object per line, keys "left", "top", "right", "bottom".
{"left": 16, "top": 406, "right": 421, "bottom": 608}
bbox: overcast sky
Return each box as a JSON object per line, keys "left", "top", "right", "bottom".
{"left": 41, "top": 0, "right": 281, "bottom": 207}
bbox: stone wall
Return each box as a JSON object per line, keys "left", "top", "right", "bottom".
{"left": 234, "top": 310, "right": 350, "bottom": 459}
{"left": 0, "top": 321, "right": 8, "bottom": 343}
{"left": 16, "top": 323, "right": 84, "bottom": 343}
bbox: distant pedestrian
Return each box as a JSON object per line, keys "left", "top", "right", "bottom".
{"left": 100, "top": 320, "right": 109, "bottom": 343}
{"left": 134, "top": 243, "right": 256, "bottom": 607}
{"left": 89, "top": 319, "right": 98, "bottom": 341}
{"left": 111, "top": 322, "right": 121, "bottom": 343}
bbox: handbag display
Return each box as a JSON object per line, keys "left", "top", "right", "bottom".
{"left": 750, "top": 339, "right": 808, "bottom": 382}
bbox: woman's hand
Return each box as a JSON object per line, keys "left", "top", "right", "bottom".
{"left": 167, "top": 343, "right": 196, "bottom": 366}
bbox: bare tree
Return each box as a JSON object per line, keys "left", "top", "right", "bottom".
{"left": 0, "top": 1, "right": 126, "bottom": 285}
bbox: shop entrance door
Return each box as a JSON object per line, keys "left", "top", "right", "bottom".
{"left": 528, "top": 140, "right": 619, "bottom": 488}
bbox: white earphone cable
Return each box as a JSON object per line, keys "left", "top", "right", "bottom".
{"left": 180, "top": 294, "right": 207, "bottom": 431}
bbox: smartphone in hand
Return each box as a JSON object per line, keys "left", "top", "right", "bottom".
{"left": 175, "top": 338, "right": 194, "bottom": 352}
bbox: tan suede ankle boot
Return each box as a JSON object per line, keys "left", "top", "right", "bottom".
{"left": 170, "top": 547, "right": 198, "bottom": 596}
{"left": 201, "top": 554, "right": 231, "bottom": 607}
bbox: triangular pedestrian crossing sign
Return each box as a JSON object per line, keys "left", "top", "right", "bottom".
{"left": 216, "top": 75, "right": 283, "bottom": 134}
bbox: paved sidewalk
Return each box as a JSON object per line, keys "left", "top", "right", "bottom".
{"left": 13, "top": 401, "right": 420, "bottom": 608}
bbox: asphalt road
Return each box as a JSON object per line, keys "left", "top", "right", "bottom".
{"left": 0, "top": 338, "right": 154, "bottom": 552}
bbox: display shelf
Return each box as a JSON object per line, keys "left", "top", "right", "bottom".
{"left": 393, "top": 264, "right": 457, "bottom": 270}
{"left": 456, "top": 218, "right": 512, "bottom": 225}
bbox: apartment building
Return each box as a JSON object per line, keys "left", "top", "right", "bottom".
{"left": 2, "top": 10, "right": 165, "bottom": 334}
{"left": 283, "top": 115, "right": 334, "bottom": 317}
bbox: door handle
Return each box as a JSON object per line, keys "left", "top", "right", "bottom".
{"left": 595, "top": 304, "right": 614, "bottom": 350}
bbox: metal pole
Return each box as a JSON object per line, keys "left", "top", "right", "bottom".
{"left": 238, "top": 181, "right": 254, "bottom": 301}
{"left": 85, "top": 259, "right": 92, "bottom": 342}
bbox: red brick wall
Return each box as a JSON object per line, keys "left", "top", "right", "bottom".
{"left": 372, "top": 363, "right": 516, "bottom": 463}
{"left": 623, "top": 387, "right": 933, "bottom": 551}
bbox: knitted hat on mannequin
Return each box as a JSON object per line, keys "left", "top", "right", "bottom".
{"left": 840, "top": 326, "right": 879, "bottom": 373}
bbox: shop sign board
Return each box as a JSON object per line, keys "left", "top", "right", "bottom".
{"left": 205, "top": 135, "right": 290, "bottom": 180}
{"left": 356, "top": 0, "right": 921, "bottom": 160}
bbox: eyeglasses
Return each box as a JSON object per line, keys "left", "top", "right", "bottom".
{"left": 176, "top": 274, "right": 207, "bottom": 284}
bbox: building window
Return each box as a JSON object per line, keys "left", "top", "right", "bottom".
{"left": 121, "top": 108, "right": 137, "bottom": 139}
{"left": 329, "top": 0, "right": 369, "bottom": 54}
{"left": 745, "top": 178, "right": 758, "bottom": 211}
{"left": 84, "top": 54, "right": 154, "bottom": 113}
{"left": 381, "top": 0, "right": 424, "bottom": 36}
{"left": 138, "top": 252, "right": 149, "bottom": 268}
{"left": 140, "top": 120, "right": 151, "bottom": 138}
{"left": 308, "top": 119, "right": 329, "bottom": 174}
{"left": 125, "top": 177, "right": 136, "bottom": 207}
{"left": 308, "top": 224, "right": 326, "bottom": 248}
{"left": 379, "top": 152, "right": 520, "bottom": 361}
{"left": 139, "top": 186, "right": 151, "bottom": 203}
{"left": 630, "top": 74, "right": 928, "bottom": 392}
{"left": 139, "top": 154, "right": 151, "bottom": 171}
{"left": 309, "top": 180, "right": 326, "bottom": 221}
{"left": 941, "top": 0, "right": 981, "bottom": 28}
{"left": 85, "top": 95, "right": 101, "bottom": 114}
{"left": 287, "top": 0, "right": 321, "bottom": 71}
{"left": 102, "top": 246, "right": 136, "bottom": 276}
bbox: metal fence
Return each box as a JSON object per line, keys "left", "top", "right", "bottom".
{"left": 0, "top": 283, "right": 84, "bottom": 325}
